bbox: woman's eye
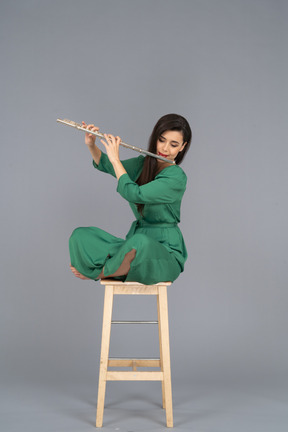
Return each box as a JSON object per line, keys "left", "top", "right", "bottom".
{"left": 159, "top": 138, "right": 165, "bottom": 142}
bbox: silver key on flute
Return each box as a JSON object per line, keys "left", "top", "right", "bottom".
{"left": 57, "top": 118, "right": 175, "bottom": 164}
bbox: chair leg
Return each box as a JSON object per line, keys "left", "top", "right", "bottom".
{"left": 96, "top": 285, "right": 114, "bottom": 428}
{"left": 158, "top": 285, "right": 173, "bottom": 428}
{"left": 157, "top": 294, "right": 166, "bottom": 409}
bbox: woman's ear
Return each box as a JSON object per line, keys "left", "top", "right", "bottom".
{"left": 180, "top": 142, "right": 187, "bottom": 152}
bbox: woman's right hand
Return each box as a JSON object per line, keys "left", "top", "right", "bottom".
{"left": 82, "top": 121, "right": 100, "bottom": 148}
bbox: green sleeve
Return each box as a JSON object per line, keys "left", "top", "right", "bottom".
{"left": 117, "top": 166, "right": 187, "bottom": 204}
{"left": 93, "top": 152, "right": 116, "bottom": 176}
{"left": 93, "top": 153, "right": 144, "bottom": 180}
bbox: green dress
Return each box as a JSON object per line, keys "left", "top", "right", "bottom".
{"left": 69, "top": 153, "right": 188, "bottom": 284}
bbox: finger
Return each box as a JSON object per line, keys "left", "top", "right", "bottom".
{"left": 86, "top": 124, "right": 96, "bottom": 137}
{"left": 108, "top": 134, "right": 115, "bottom": 142}
{"left": 104, "top": 133, "right": 111, "bottom": 143}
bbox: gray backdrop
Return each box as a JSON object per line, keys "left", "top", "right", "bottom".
{"left": 1, "top": 0, "right": 287, "bottom": 431}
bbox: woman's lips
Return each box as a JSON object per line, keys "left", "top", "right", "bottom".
{"left": 158, "top": 152, "right": 168, "bottom": 158}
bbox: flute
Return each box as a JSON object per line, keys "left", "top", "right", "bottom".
{"left": 57, "top": 118, "right": 175, "bottom": 164}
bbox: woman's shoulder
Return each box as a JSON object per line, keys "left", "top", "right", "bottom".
{"left": 157, "top": 164, "right": 187, "bottom": 182}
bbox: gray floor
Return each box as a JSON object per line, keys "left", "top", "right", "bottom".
{"left": 1, "top": 378, "right": 288, "bottom": 432}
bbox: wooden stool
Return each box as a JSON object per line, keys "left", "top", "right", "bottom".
{"left": 96, "top": 280, "right": 173, "bottom": 428}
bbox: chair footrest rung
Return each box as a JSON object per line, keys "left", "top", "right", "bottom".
{"left": 108, "top": 358, "right": 161, "bottom": 368}
{"left": 106, "top": 371, "right": 163, "bottom": 381}
{"left": 111, "top": 320, "right": 158, "bottom": 324}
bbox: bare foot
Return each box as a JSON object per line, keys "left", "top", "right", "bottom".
{"left": 70, "top": 264, "right": 90, "bottom": 280}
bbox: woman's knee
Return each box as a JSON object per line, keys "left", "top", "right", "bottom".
{"left": 69, "top": 227, "right": 87, "bottom": 247}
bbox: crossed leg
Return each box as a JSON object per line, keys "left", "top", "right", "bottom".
{"left": 70, "top": 249, "right": 137, "bottom": 280}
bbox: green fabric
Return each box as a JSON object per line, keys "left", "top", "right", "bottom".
{"left": 69, "top": 152, "right": 188, "bottom": 284}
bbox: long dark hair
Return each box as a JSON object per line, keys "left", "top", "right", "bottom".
{"left": 136, "top": 113, "right": 192, "bottom": 215}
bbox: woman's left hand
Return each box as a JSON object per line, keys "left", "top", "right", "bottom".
{"left": 100, "top": 133, "right": 121, "bottom": 164}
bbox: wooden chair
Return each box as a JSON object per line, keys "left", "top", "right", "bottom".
{"left": 96, "top": 279, "right": 173, "bottom": 428}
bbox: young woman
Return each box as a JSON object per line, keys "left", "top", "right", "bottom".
{"left": 69, "top": 113, "right": 192, "bottom": 285}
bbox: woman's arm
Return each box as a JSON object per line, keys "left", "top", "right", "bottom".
{"left": 100, "top": 133, "right": 127, "bottom": 180}
{"left": 99, "top": 131, "right": 187, "bottom": 203}
{"left": 93, "top": 153, "right": 144, "bottom": 179}
{"left": 82, "top": 123, "right": 126, "bottom": 177}
{"left": 84, "top": 126, "right": 142, "bottom": 180}
{"left": 82, "top": 121, "right": 102, "bottom": 165}
{"left": 117, "top": 167, "right": 187, "bottom": 204}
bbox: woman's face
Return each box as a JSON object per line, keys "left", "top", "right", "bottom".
{"left": 156, "top": 130, "right": 186, "bottom": 163}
